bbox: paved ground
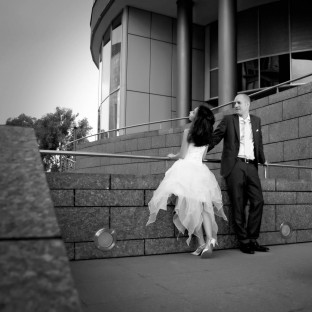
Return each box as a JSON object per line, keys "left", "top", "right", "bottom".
{"left": 70, "top": 242, "right": 312, "bottom": 312}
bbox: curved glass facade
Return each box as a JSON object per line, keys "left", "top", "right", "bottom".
{"left": 209, "top": 0, "right": 312, "bottom": 98}
{"left": 96, "top": 0, "right": 312, "bottom": 136}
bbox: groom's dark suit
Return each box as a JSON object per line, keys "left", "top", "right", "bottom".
{"left": 208, "top": 114, "right": 266, "bottom": 244}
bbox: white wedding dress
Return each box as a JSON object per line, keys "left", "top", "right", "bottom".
{"left": 147, "top": 143, "right": 228, "bottom": 245}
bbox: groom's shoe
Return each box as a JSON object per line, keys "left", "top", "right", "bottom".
{"left": 239, "top": 242, "right": 255, "bottom": 254}
{"left": 250, "top": 241, "right": 270, "bottom": 252}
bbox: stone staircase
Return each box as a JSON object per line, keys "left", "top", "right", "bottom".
{"left": 74, "top": 82, "right": 312, "bottom": 181}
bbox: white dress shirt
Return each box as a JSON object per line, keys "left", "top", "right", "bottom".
{"left": 238, "top": 115, "right": 255, "bottom": 160}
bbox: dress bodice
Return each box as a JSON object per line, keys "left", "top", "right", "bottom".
{"left": 184, "top": 143, "right": 207, "bottom": 163}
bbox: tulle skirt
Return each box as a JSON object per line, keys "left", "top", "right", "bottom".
{"left": 146, "top": 158, "right": 227, "bottom": 245}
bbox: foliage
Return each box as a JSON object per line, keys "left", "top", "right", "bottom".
{"left": 5, "top": 107, "right": 93, "bottom": 172}
{"left": 5, "top": 113, "right": 37, "bottom": 128}
{"left": 66, "top": 117, "right": 93, "bottom": 151}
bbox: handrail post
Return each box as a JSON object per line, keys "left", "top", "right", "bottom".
{"left": 97, "top": 107, "right": 101, "bottom": 141}
{"left": 73, "top": 127, "right": 77, "bottom": 152}
{"left": 73, "top": 126, "right": 77, "bottom": 164}
{"left": 59, "top": 147, "right": 63, "bottom": 172}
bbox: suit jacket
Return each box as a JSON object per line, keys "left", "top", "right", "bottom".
{"left": 208, "top": 114, "right": 266, "bottom": 178}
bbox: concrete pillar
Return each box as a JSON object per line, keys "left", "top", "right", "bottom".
{"left": 218, "top": 0, "right": 237, "bottom": 107}
{"left": 176, "top": 0, "right": 193, "bottom": 125}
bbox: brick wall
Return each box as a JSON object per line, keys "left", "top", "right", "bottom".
{"left": 47, "top": 172, "right": 312, "bottom": 260}
{"left": 74, "top": 82, "right": 312, "bottom": 180}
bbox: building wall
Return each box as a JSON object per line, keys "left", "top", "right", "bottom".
{"left": 96, "top": 0, "right": 312, "bottom": 134}
{"left": 125, "top": 7, "right": 206, "bottom": 133}
{"left": 47, "top": 172, "right": 312, "bottom": 260}
{"left": 99, "top": 7, "right": 206, "bottom": 134}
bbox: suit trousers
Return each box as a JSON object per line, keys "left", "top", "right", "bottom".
{"left": 225, "top": 160, "right": 264, "bottom": 243}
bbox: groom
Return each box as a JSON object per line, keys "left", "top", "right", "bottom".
{"left": 208, "top": 93, "right": 269, "bottom": 254}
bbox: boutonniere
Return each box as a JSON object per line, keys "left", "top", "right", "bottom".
{"left": 256, "top": 129, "right": 259, "bottom": 132}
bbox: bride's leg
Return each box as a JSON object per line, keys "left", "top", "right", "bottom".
{"left": 201, "top": 211, "right": 216, "bottom": 258}
{"left": 202, "top": 211, "right": 213, "bottom": 245}
{"left": 195, "top": 226, "right": 205, "bottom": 246}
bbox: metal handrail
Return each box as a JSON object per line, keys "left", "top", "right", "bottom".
{"left": 40, "top": 150, "right": 312, "bottom": 179}
{"left": 63, "top": 88, "right": 121, "bottom": 147}
{"left": 99, "top": 87, "right": 120, "bottom": 107}
{"left": 40, "top": 149, "right": 219, "bottom": 162}
{"left": 67, "top": 72, "right": 312, "bottom": 146}
{"left": 249, "top": 72, "right": 312, "bottom": 98}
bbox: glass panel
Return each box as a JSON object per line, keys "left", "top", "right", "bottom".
{"left": 112, "top": 14, "right": 122, "bottom": 30}
{"left": 110, "top": 25, "right": 121, "bottom": 91}
{"left": 98, "top": 16, "right": 123, "bottom": 138}
{"left": 237, "top": 60, "right": 259, "bottom": 92}
{"left": 192, "top": 49, "right": 204, "bottom": 101}
{"left": 210, "top": 22, "right": 218, "bottom": 69}
{"left": 192, "top": 24, "right": 205, "bottom": 50}
{"left": 260, "top": 55, "right": 290, "bottom": 88}
{"left": 237, "top": 8, "right": 258, "bottom": 62}
{"left": 101, "top": 41, "right": 111, "bottom": 102}
{"left": 291, "top": 51, "right": 312, "bottom": 83}
{"left": 100, "top": 97, "right": 109, "bottom": 134}
{"left": 109, "top": 24, "right": 122, "bottom": 134}
{"left": 259, "top": 1, "right": 289, "bottom": 56}
{"left": 109, "top": 91, "right": 120, "bottom": 137}
{"left": 291, "top": 0, "right": 312, "bottom": 51}
{"left": 97, "top": 59, "right": 102, "bottom": 134}
{"left": 210, "top": 69, "right": 218, "bottom": 98}
{"left": 112, "top": 23, "right": 122, "bottom": 45}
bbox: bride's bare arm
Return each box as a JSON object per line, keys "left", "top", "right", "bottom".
{"left": 202, "top": 146, "right": 208, "bottom": 161}
{"left": 168, "top": 129, "right": 189, "bottom": 159}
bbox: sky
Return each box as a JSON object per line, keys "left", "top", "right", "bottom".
{"left": 0, "top": 0, "right": 99, "bottom": 132}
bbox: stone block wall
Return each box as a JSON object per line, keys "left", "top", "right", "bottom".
{"left": 74, "top": 82, "right": 312, "bottom": 180}
{"left": 74, "top": 128, "right": 183, "bottom": 176}
{"left": 0, "top": 126, "right": 82, "bottom": 311}
{"left": 47, "top": 172, "right": 312, "bottom": 261}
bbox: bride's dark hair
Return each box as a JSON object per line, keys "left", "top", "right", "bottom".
{"left": 187, "top": 104, "right": 215, "bottom": 147}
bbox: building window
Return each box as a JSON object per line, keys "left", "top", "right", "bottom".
{"left": 210, "top": 69, "right": 218, "bottom": 98}
{"left": 98, "top": 14, "right": 122, "bottom": 137}
{"left": 209, "top": 0, "right": 312, "bottom": 99}
{"left": 237, "top": 59, "right": 259, "bottom": 92}
{"left": 260, "top": 54, "right": 290, "bottom": 88}
{"left": 291, "top": 51, "right": 312, "bottom": 83}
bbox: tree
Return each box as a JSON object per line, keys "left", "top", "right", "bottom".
{"left": 66, "top": 117, "right": 93, "bottom": 150}
{"left": 6, "top": 114, "right": 37, "bottom": 128}
{"left": 6, "top": 107, "right": 92, "bottom": 172}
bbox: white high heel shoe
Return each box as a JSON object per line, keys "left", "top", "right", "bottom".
{"left": 191, "top": 244, "right": 205, "bottom": 256}
{"left": 201, "top": 238, "right": 216, "bottom": 259}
